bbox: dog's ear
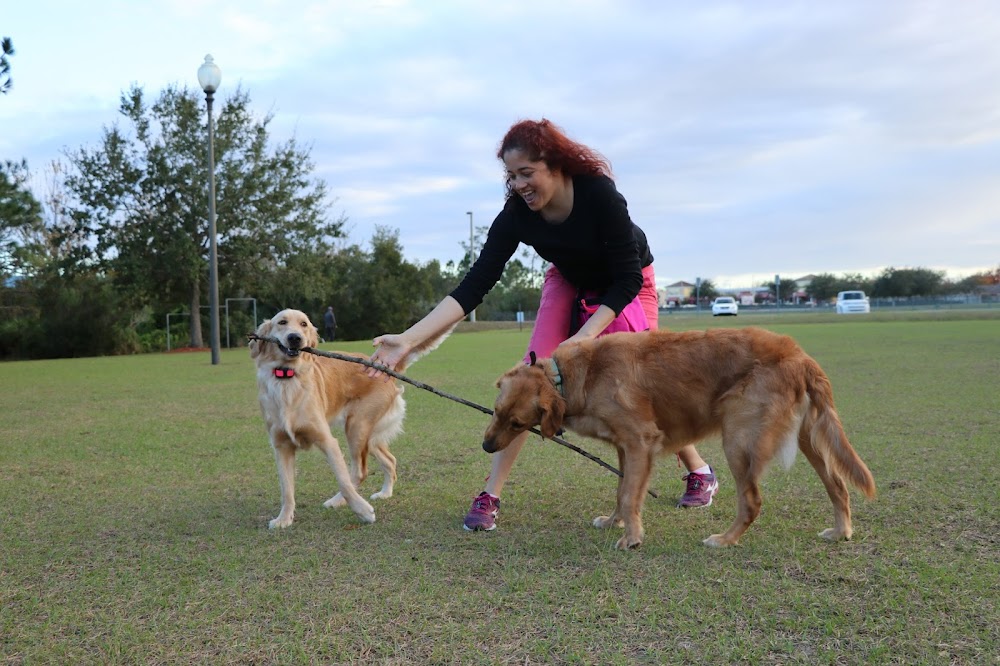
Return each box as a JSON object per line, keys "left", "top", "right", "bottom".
{"left": 539, "top": 389, "right": 566, "bottom": 439}
{"left": 250, "top": 319, "right": 272, "bottom": 359}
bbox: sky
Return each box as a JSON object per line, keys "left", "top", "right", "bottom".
{"left": 2, "top": 0, "right": 998, "bottom": 289}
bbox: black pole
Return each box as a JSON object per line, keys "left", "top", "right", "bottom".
{"left": 206, "top": 90, "right": 221, "bottom": 365}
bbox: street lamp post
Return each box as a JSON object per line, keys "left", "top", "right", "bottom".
{"left": 198, "top": 55, "right": 222, "bottom": 365}
{"left": 466, "top": 211, "right": 475, "bottom": 323}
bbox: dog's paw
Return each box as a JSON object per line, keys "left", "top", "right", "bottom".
{"left": 702, "top": 533, "right": 737, "bottom": 547}
{"left": 370, "top": 490, "right": 392, "bottom": 501}
{"left": 818, "top": 527, "right": 851, "bottom": 541}
{"left": 615, "top": 535, "right": 643, "bottom": 550}
{"left": 351, "top": 500, "right": 376, "bottom": 524}
{"left": 269, "top": 514, "right": 294, "bottom": 529}
{"left": 323, "top": 492, "right": 347, "bottom": 509}
{"left": 592, "top": 515, "right": 623, "bottom": 529}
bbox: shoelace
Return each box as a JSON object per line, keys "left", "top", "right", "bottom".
{"left": 684, "top": 474, "right": 704, "bottom": 491}
{"left": 472, "top": 497, "right": 496, "bottom": 513}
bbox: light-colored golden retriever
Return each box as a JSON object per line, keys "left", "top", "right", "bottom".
{"left": 249, "top": 308, "right": 444, "bottom": 529}
{"left": 482, "top": 327, "right": 876, "bottom": 549}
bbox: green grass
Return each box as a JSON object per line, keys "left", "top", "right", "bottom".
{"left": 2, "top": 310, "right": 998, "bottom": 664}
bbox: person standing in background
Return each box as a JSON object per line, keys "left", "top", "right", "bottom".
{"left": 323, "top": 305, "right": 337, "bottom": 342}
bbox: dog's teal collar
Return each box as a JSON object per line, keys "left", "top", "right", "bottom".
{"left": 549, "top": 358, "right": 564, "bottom": 396}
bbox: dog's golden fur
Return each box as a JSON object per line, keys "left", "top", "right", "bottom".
{"left": 482, "top": 327, "right": 876, "bottom": 549}
{"left": 249, "top": 308, "right": 447, "bottom": 529}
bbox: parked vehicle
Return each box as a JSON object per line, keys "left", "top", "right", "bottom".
{"left": 711, "top": 296, "right": 739, "bottom": 316}
{"left": 836, "top": 290, "right": 870, "bottom": 314}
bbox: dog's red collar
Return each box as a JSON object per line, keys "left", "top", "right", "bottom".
{"left": 274, "top": 367, "right": 296, "bottom": 379}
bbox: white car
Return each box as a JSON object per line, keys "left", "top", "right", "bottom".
{"left": 711, "top": 296, "right": 739, "bottom": 316}
{"left": 836, "top": 290, "right": 870, "bottom": 314}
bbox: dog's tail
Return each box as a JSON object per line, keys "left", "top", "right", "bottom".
{"left": 804, "top": 360, "right": 876, "bottom": 499}
{"left": 394, "top": 323, "right": 457, "bottom": 374}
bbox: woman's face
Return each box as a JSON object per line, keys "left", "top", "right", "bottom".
{"left": 502, "top": 148, "right": 565, "bottom": 214}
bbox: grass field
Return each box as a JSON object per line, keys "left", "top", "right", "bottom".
{"left": 1, "top": 311, "right": 998, "bottom": 665}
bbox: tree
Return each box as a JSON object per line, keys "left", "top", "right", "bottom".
{"left": 456, "top": 223, "right": 491, "bottom": 274}
{"left": 973, "top": 266, "right": 1000, "bottom": 286}
{"left": 697, "top": 278, "right": 719, "bottom": 303}
{"left": 1, "top": 37, "right": 13, "bottom": 95}
{"left": 63, "top": 84, "right": 341, "bottom": 347}
{"left": 478, "top": 258, "right": 542, "bottom": 318}
{"left": 0, "top": 159, "right": 141, "bottom": 360}
{"left": 839, "top": 273, "right": 874, "bottom": 294}
{"left": 1, "top": 160, "right": 84, "bottom": 279}
{"left": 871, "top": 267, "right": 945, "bottom": 298}
{"left": 756, "top": 279, "right": 775, "bottom": 302}
{"left": 0, "top": 159, "right": 43, "bottom": 279}
{"left": 805, "top": 273, "right": 841, "bottom": 302}
{"left": 315, "top": 227, "right": 440, "bottom": 341}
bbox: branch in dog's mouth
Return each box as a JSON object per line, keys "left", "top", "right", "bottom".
{"left": 277, "top": 341, "right": 301, "bottom": 357}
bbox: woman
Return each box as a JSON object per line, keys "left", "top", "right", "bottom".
{"left": 367, "top": 119, "right": 718, "bottom": 531}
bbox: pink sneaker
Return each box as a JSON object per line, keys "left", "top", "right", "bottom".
{"left": 677, "top": 468, "right": 719, "bottom": 508}
{"left": 463, "top": 492, "right": 500, "bottom": 531}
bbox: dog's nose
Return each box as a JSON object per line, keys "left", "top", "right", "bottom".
{"left": 287, "top": 333, "right": 302, "bottom": 347}
{"left": 482, "top": 439, "right": 496, "bottom": 454}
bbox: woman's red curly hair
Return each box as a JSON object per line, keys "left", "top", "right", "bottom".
{"left": 497, "top": 119, "right": 612, "bottom": 197}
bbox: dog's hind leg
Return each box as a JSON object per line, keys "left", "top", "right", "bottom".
{"left": 704, "top": 414, "right": 770, "bottom": 547}
{"left": 367, "top": 440, "right": 397, "bottom": 501}
{"left": 365, "top": 393, "right": 403, "bottom": 501}
{"left": 315, "top": 434, "right": 376, "bottom": 524}
{"left": 270, "top": 442, "right": 297, "bottom": 529}
{"left": 327, "top": 417, "right": 371, "bottom": 507}
{"left": 704, "top": 442, "right": 762, "bottom": 547}
{"left": 798, "top": 427, "right": 854, "bottom": 541}
{"left": 705, "top": 384, "right": 803, "bottom": 547}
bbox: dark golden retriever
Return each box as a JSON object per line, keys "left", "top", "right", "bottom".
{"left": 249, "top": 308, "right": 446, "bottom": 529}
{"left": 482, "top": 327, "right": 876, "bottom": 549}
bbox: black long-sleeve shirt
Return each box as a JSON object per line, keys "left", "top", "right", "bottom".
{"left": 450, "top": 174, "right": 654, "bottom": 316}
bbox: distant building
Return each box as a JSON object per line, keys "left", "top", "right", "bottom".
{"left": 789, "top": 275, "right": 816, "bottom": 304}
{"left": 659, "top": 281, "right": 697, "bottom": 307}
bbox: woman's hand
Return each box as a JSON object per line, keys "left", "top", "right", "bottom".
{"left": 364, "top": 296, "right": 466, "bottom": 379}
{"left": 366, "top": 333, "right": 414, "bottom": 379}
{"left": 565, "top": 303, "right": 617, "bottom": 345}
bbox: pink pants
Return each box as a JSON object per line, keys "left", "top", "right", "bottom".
{"left": 523, "top": 264, "right": 659, "bottom": 362}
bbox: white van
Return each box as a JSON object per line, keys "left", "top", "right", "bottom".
{"left": 836, "top": 291, "right": 870, "bottom": 314}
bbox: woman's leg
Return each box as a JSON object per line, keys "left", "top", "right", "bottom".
{"left": 677, "top": 446, "right": 709, "bottom": 471}
{"left": 521, "top": 265, "right": 577, "bottom": 363}
{"left": 464, "top": 266, "right": 577, "bottom": 531}
{"left": 483, "top": 432, "right": 528, "bottom": 496}
{"left": 638, "top": 264, "right": 660, "bottom": 331}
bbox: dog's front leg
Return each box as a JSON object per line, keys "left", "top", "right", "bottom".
{"left": 592, "top": 508, "right": 624, "bottom": 530}
{"left": 270, "top": 444, "right": 297, "bottom": 529}
{"left": 613, "top": 444, "right": 652, "bottom": 550}
{"left": 315, "top": 435, "right": 376, "bottom": 524}
{"left": 593, "top": 447, "right": 626, "bottom": 531}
